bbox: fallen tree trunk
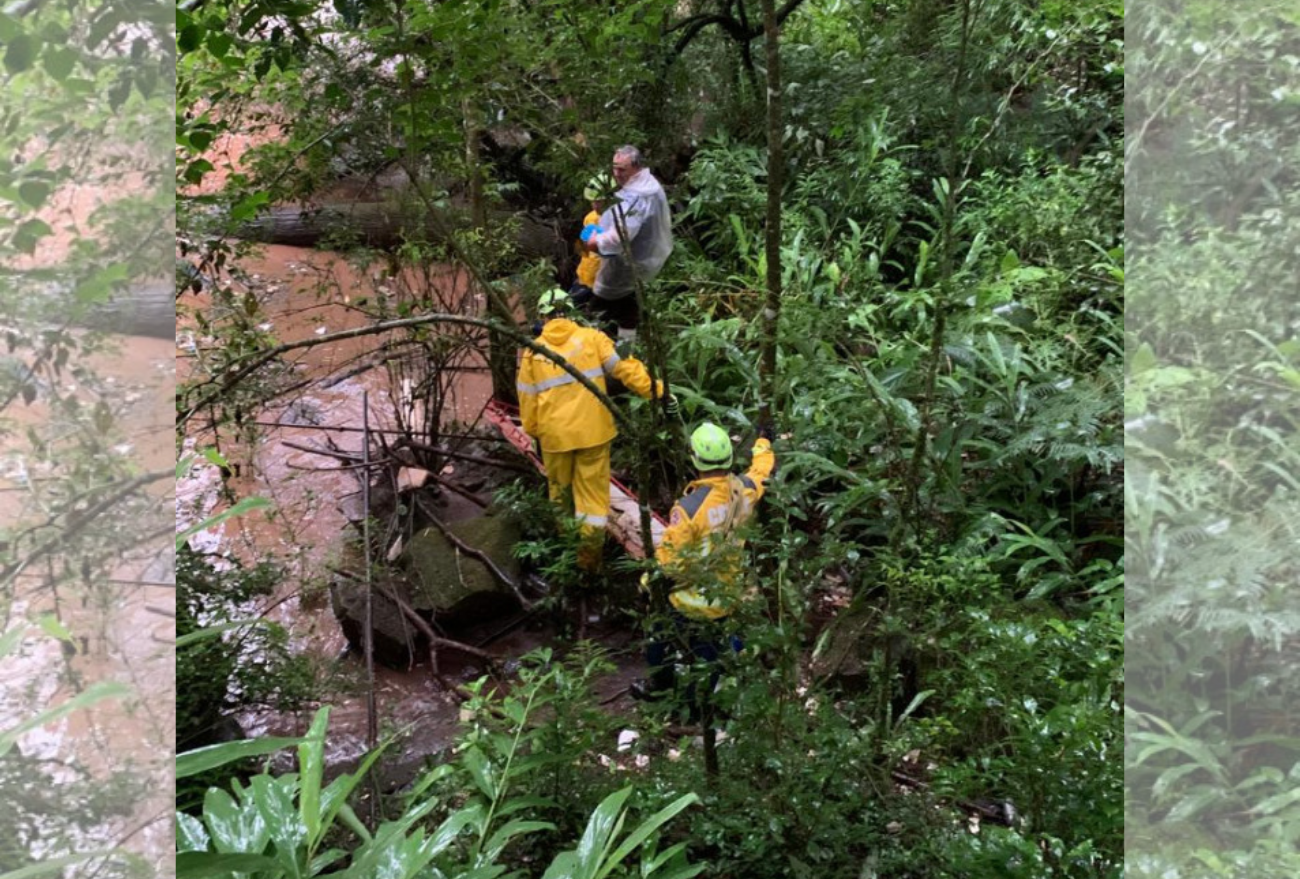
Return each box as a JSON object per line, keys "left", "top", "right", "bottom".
{"left": 228, "top": 202, "right": 567, "bottom": 263}
{"left": 77, "top": 280, "right": 175, "bottom": 339}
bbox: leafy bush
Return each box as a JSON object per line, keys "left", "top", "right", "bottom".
{"left": 177, "top": 545, "right": 315, "bottom": 752}
{"left": 177, "top": 651, "right": 704, "bottom": 879}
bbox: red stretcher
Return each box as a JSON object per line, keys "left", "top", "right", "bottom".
{"left": 483, "top": 399, "right": 667, "bottom": 559}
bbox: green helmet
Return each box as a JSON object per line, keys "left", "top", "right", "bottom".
{"left": 690, "top": 422, "right": 733, "bottom": 471}
{"left": 537, "top": 287, "right": 573, "bottom": 317}
{"left": 583, "top": 172, "right": 614, "bottom": 203}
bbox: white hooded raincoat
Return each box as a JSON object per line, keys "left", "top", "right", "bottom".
{"left": 590, "top": 167, "right": 673, "bottom": 301}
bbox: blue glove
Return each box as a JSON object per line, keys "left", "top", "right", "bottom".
{"left": 579, "top": 223, "right": 603, "bottom": 243}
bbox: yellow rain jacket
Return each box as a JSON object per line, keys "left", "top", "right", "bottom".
{"left": 656, "top": 438, "right": 775, "bottom": 620}
{"left": 575, "top": 208, "right": 602, "bottom": 288}
{"left": 517, "top": 318, "right": 663, "bottom": 452}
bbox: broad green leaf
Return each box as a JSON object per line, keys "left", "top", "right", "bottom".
{"left": 13, "top": 219, "right": 51, "bottom": 255}
{"left": 200, "top": 447, "right": 230, "bottom": 468}
{"left": 175, "top": 852, "right": 279, "bottom": 879}
{"left": 1251, "top": 786, "right": 1300, "bottom": 817}
{"left": 179, "top": 23, "right": 205, "bottom": 54}
{"left": 574, "top": 785, "right": 632, "bottom": 879}
{"left": 541, "top": 851, "right": 579, "bottom": 879}
{"left": 894, "top": 690, "right": 933, "bottom": 725}
{"left": 599, "top": 792, "right": 699, "bottom": 878}
{"left": 231, "top": 191, "right": 270, "bottom": 222}
{"left": 425, "top": 803, "right": 483, "bottom": 858}
{"left": 643, "top": 841, "right": 690, "bottom": 875}
{"left": 334, "top": 803, "right": 372, "bottom": 844}
{"left": 0, "top": 625, "right": 25, "bottom": 659}
{"left": 298, "top": 706, "right": 330, "bottom": 847}
{"left": 176, "top": 811, "right": 210, "bottom": 853}
{"left": 202, "top": 786, "right": 270, "bottom": 855}
{"left": 250, "top": 774, "right": 308, "bottom": 874}
{"left": 1166, "top": 789, "right": 1223, "bottom": 823}
{"left": 183, "top": 158, "right": 215, "bottom": 185}
{"left": 1278, "top": 367, "right": 1300, "bottom": 389}
{"left": 176, "top": 496, "right": 274, "bottom": 549}
{"left": 177, "top": 734, "right": 305, "bottom": 779}
{"left": 484, "top": 819, "right": 555, "bottom": 859}
{"left": 4, "top": 34, "right": 38, "bottom": 74}
{"left": 458, "top": 866, "right": 509, "bottom": 879}
{"left": 72, "top": 263, "right": 129, "bottom": 304}
{"left": 309, "top": 848, "right": 348, "bottom": 875}
{"left": 1151, "top": 763, "right": 1205, "bottom": 801}
{"left": 1128, "top": 342, "right": 1157, "bottom": 376}
{"left": 206, "top": 32, "right": 234, "bottom": 59}
{"left": 41, "top": 46, "right": 75, "bottom": 81}
{"left": 176, "top": 620, "right": 263, "bottom": 649}
{"left": 462, "top": 744, "right": 497, "bottom": 800}
{"left": 35, "top": 613, "right": 72, "bottom": 643}
{"left": 656, "top": 866, "right": 707, "bottom": 879}
{"left": 318, "top": 741, "right": 392, "bottom": 845}
{"left": 17, "top": 181, "right": 49, "bottom": 210}
{"left": 0, "top": 852, "right": 114, "bottom": 879}
{"left": 0, "top": 681, "right": 128, "bottom": 758}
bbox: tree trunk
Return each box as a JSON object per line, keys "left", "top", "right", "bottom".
{"left": 464, "top": 104, "right": 517, "bottom": 404}
{"left": 464, "top": 99, "right": 488, "bottom": 230}
{"left": 228, "top": 202, "right": 566, "bottom": 264}
{"left": 757, "top": 0, "right": 783, "bottom": 428}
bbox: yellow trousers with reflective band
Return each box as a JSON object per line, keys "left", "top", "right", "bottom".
{"left": 542, "top": 442, "right": 610, "bottom": 572}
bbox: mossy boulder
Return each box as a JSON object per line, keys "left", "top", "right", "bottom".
{"left": 402, "top": 510, "right": 522, "bottom": 625}
{"left": 330, "top": 507, "right": 523, "bottom": 668}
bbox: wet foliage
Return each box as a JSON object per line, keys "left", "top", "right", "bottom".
{"left": 178, "top": 0, "right": 1122, "bottom": 876}
{"left": 1126, "top": 1, "right": 1300, "bottom": 874}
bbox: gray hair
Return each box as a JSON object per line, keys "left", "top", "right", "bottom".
{"left": 614, "top": 145, "right": 645, "bottom": 168}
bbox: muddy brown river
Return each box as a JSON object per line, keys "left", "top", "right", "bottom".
{"left": 1, "top": 333, "right": 174, "bottom": 873}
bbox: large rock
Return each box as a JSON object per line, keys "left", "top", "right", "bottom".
{"left": 330, "top": 508, "right": 522, "bottom": 668}
{"left": 402, "top": 511, "right": 522, "bottom": 625}
{"left": 329, "top": 543, "right": 423, "bottom": 669}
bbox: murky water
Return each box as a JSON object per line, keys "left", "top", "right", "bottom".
{"left": 1, "top": 332, "right": 174, "bottom": 874}
{"left": 177, "top": 244, "right": 505, "bottom": 772}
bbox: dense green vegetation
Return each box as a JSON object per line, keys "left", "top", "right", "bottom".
{"left": 1127, "top": 1, "right": 1300, "bottom": 875}
{"left": 178, "top": 0, "right": 1122, "bottom": 876}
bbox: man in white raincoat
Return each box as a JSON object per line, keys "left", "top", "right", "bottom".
{"left": 581, "top": 145, "right": 673, "bottom": 335}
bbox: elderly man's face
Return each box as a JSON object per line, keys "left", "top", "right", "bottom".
{"left": 612, "top": 154, "right": 637, "bottom": 186}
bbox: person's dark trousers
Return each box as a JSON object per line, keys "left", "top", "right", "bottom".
{"left": 585, "top": 292, "right": 639, "bottom": 331}
{"left": 644, "top": 611, "right": 742, "bottom": 724}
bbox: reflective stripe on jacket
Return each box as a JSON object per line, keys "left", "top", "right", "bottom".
{"left": 657, "top": 438, "right": 775, "bottom": 620}
{"left": 517, "top": 318, "right": 662, "bottom": 453}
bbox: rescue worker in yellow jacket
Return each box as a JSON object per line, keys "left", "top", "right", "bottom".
{"left": 632, "top": 422, "right": 775, "bottom": 716}
{"left": 517, "top": 287, "right": 677, "bottom": 571}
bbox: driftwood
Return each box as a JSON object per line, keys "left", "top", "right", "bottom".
{"left": 72, "top": 280, "right": 175, "bottom": 339}
{"left": 227, "top": 202, "right": 567, "bottom": 263}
